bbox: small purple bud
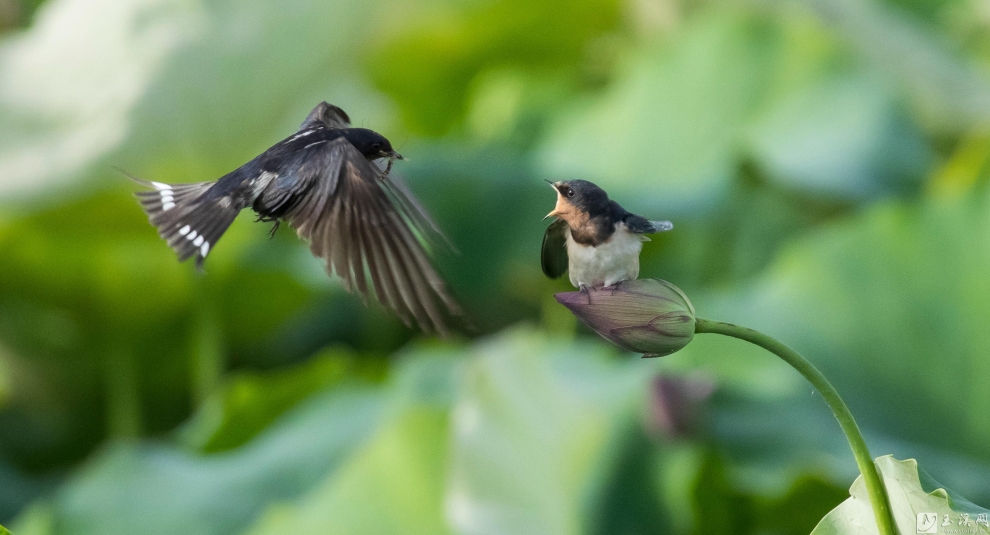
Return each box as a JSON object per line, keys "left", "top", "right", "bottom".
{"left": 648, "top": 374, "right": 715, "bottom": 440}
{"left": 554, "top": 279, "right": 696, "bottom": 357}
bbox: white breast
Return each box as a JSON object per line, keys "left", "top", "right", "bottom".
{"left": 566, "top": 223, "right": 645, "bottom": 288}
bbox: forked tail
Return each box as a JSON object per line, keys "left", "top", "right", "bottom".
{"left": 126, "top": 172, "right": 241, "bottom": 268}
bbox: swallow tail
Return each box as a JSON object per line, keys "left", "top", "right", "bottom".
{"left": 623, "top": 214, "right": 674, "bottom": 235}
{"left": 648, "top": 220, "right": 673, "bottom": 233}
{"left": 133, "top": 178, "right": 240, "bottom": 268}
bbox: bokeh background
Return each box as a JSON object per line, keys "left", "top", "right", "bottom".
{"left": 0, "top": 0, "right": 989, "bottom": 532}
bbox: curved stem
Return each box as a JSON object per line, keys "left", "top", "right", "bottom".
{"left": 694, "top": 318, "right": 895, "bottom": 535}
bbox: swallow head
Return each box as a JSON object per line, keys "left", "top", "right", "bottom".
{"left": 544, "top": 179, "right": 610, "bottom": 223}
{"left": 343, "top": 128, "right": 401, "bottom": 161}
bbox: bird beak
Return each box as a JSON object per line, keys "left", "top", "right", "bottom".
{"left": 543, "top": 180, "right": 563, "bottom": 220}
{"left": 390, "top": 151, "right": 405, "bottom": 161}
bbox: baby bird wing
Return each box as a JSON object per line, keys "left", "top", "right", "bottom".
{"left": 541, "top": 218, "right": 569, "bottom": 279}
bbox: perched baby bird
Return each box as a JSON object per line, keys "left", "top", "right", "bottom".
{"left": 131, "top": 102, "right": 459, "bottom": 335}
{"left": 541, "top": 179, "right": 672, "bottom": 289}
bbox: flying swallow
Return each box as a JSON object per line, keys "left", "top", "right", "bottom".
{"left": 131, "top": 101, "right": 460, "bottom": 334}
{"left": 541, "top": 179, "right": 672, "bottom": 289}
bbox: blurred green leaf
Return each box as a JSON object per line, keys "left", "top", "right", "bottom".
{"left": 3, "top": 0, "right": 990, "bottom": 530}
{"left": 541, "top": 5, "right": 938, "bottom": 214}
{"left": 0, "top": 0, "right": 390, "bottom": 204}
{"left": 799, "top": 0, "right": 990, "bottom": 131}
{"left": 247, "top": 328, "right": 667, "bottom": 535}
{"left": 541, "top": 11, "right": 778, "bottom": 214}
{"left": 245, "top": 348, "right": 463, "bottom": 534}
{"left": 812, "top": 456, "right": 990, "bottom": 534}
{"left": 0, "top": 0, "right": 45, "bottom": 33}
{"left": 589, "top": 423, "right": 671, "bottom": 535}
{"left": 365, "top": 0, "right": 621, "bottom": 136}
{"left": 0, "top": 0, "right": 204, "bottom": 203}
{"left": 249, "top": 407, "right": 449, "bottom": 534}
{"left": 748, "top": 74, "right": 930, "bottom": 199}
{"left": 0, "top": 192, "right": 318, "bottom": 467}
{"left": 11, "top": 386, "right": 384, "bottom": 535}
{"left": 247, "top": 406, "right": 452, "bottom": 535}
{"left": 705, "top": 194, "right": 990, "bottom": 464}
{"left": 444, "top": 328, "right": 651, "bottom": 534}
{"left": 179, "top": 347, "right": 386, "bottom": 453}
{"left": 654, "top": 444, "right": 846, "bottom": 535}
{"left": 752, "top": 473, "right": 848, "bottom": 535}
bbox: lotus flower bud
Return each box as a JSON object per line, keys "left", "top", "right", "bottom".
{"left": 554, "top": 279, "right": 696, "bottom": 357}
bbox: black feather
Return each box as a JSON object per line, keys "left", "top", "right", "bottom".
{"left": 541, "top": 218, "right": 569, "bottom": 279}
{"left": 622, "top": 214, "right": 673, "bottom": 234}
{"left": 300, "top": 101, "right": 351, "bottom": 130}
{"left": 132, "top": 177, "right": 240, "bottom": 268}
{"left": 623, "top": 214, "right": 656, "bottom": 234}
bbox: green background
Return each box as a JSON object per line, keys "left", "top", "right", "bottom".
{"left": 1, "top": 0, "right": 989, "bottom": 532}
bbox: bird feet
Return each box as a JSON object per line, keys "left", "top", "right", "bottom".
{"left": 254, "top": 215, "right": 280, "bottom": 238}
{"left": 579, "top": 284, "right": 592, "bottom": 304}
{"left": 608, "top": 280, "right": 624, "bottom": 295}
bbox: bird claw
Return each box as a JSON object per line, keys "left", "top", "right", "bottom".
{"left": 608, "top": 280, "right": 624, "bottom": 295}
{"left": 254, "top": 215, "right": 280, "bottom": 238}
{"left": 579, "top": 284, "right": 592, "bottom": 304}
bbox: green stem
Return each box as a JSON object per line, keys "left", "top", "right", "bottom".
{"left": 694, "top": 318, "right": 895, "bottom": 535}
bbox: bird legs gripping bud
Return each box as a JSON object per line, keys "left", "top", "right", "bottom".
{"left": 579, "top": 283, "right": 592, "bottom": 304}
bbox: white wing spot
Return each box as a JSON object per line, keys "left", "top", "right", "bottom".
{"left": 186, "top": 231, "right": 198, "bottom": 240}
{"left": 193, "top": 235, "right": 204, "bottom": 247}
{"left": 178, "top": 225, "right": 190, "bottom": 236}
{"left": 287, "top": 129, "right": 316, "bottom": 143}
{"left": 201, "top": 241, "right": 210, "bottom": 257}
{"left": 304, "top": 140, "right": 327, "bottom": 149}
{"left": 162, "top": 202, "right": 176, "bottom": 211}
{"left": 151, "top": 182, "right": 170, "bottom": 190}
{"left": 161, "top": 195, "right": 174, "bottom": 204}
{"left": 250, "top": 171, "right": 278, "bottom": 197}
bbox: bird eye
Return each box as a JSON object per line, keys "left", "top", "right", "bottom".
{"left": 566, "top": 187, "right": 575, "bottom": 198}
{"left": 372, "top": 142, "right": 382, "bottom": 150}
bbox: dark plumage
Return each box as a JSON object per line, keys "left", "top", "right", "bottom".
{"left": 131, "top": 102, "right": 460, "bottom": 334}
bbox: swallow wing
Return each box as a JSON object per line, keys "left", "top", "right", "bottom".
{"left": 541, "top": 218, "right": 569, "bottom": 279}
{"left": 300, "top": 101, "right": 351, "bottom": 130}
{"left": 370, "top": 162, "right": 455, "bottom": 254}
{"left": 281, "top": 137, "right": 461, "bottom": 334}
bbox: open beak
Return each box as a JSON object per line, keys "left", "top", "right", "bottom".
{"left": 544, "top": 180, "right": 563, "bottom": 220}
{"left": 543, "top": 179, "right": 564, "bottom": 220}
